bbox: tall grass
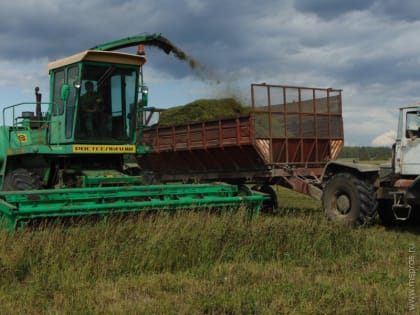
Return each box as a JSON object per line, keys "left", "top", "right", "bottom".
{"left": 0, "top": 188, "right": 418, "bottom": 314}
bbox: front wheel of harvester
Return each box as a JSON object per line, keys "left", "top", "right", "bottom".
{"left": 322, "top": 173, "right": 377, "bottom": 226}
{"left": 3, "top": 168, "right": 43, "bottom": 191}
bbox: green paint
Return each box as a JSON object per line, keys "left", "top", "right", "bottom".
{"left": 0, "top": 35, "right": 268, "bottom": 230}
{"left": 0, "top": 184, "right": 266, "bottom": 231}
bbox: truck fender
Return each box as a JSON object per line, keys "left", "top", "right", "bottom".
{"left": 321, "top": 160, "right": 380, "bottom": 185}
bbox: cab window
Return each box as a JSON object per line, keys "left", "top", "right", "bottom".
{"left": 52, "top": 70, "right": 65, "bottom": 115}
{"left": 406, "top": 111, "right": 420, "bottom": 138}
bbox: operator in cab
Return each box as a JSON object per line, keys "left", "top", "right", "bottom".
{"left": 79, "top": 81, "right": 104, "bottom": 137}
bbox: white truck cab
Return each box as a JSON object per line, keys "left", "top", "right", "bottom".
{"left": 394, "top": 106, "right": 420, "bottom": 175}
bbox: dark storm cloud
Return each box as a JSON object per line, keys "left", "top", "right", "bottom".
{"left": 0, "top": 0, "right": 257, "bottom": 57}
{"left": 2, "top": 0, "right": 420, "bottom": 145}
{"left": 372, "top": 0, "right": 420, "bottom": 22}
{"left": 0, "top": 4, "right": 98, "bottom": 59}
{"left": 1, "top": 1, "right": 420, "bottom": 86}
{"left": 0, "top": 0, "right": 275, "bottom": 77}
{"left": 293, "top": 0, "right": 374, "bottom": 19}
{"left": 294, "top": 0, "right": 420, "bottom": 22}
{"left": 0, "top": 1, "right": 179, "bottom": 60}
{"left": 338, "top": 56, "right": 420, "bottom": 85}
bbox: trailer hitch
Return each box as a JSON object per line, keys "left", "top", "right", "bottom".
{"left": 390, "top": 191, "right": 412, "bottom": 221}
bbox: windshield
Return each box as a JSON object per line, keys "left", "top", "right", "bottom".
{"left": 75, "top": 63, "right": 138, "bottom": 143}
{"left": 406, "top": 111, "right": 420, "bottom": 138}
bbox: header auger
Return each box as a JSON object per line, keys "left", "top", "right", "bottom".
{"left": 0, "top": 33, "right": 267, "bottom": 231}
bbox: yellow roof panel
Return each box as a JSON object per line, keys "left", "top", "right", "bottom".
{"left": 47, "top": 50, "right": 146, "bottom": 72}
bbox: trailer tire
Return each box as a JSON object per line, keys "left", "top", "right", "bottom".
{"left": 322, "top": 173, "right": 377, "bottom": 226}
{"left": 3, "top": 168, "right": 43, "bottom": 191}
{"left": 238, "top": 184, "right": 252, "bottom": 196}
{"left": 252, "top": 185, "right": 278, "bottom": 214}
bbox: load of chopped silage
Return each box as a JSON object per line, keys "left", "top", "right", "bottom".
{"left": 158, "top": 98, "right": 250, "bottom": 127}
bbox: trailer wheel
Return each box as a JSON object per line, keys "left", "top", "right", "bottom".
{"left": 3, "top": 168, "right": 43, "bottom": 191}
{"left": 251, "top": 185, "right": 278, "bottom": 214}
{"left": 322, "top": 173, "right": 377, "bottom": 226}
{"left": 238, "top": 184, "right": 252, "bottom": 196}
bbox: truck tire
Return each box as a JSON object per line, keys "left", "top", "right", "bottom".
{"left": 3, "top": 168, "right": 43, "bottom": 191}
{"left": 322, "top": 173, "right": 377, "bottom": 226}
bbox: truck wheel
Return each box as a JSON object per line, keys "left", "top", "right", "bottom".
{"left": 3, "top": 168, "right": 43, "bottom": 191}
{"left": 322, "top": 173, "right": 377, "bottom": 226}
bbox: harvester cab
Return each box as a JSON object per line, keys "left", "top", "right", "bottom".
{"left": 47, "top": 50, "right": 145, "bottom": 146}
{"left": 2, "top": 38, "right": 152, "bottom": 190}
{"left": 0, "top": 33, "right": 267, "bottom": 231}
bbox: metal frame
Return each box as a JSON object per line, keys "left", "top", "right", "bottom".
{"left": 138, "top": 84, "right": 344, "bottom": 196}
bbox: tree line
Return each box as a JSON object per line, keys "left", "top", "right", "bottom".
{"left": 338, "top": 146, "right": 392, "bottom": 161}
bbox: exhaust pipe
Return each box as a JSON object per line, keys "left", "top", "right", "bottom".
{"left": 35, "top": 86, "right": 42, "bottom": 120}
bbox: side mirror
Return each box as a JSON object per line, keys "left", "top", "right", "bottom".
{"left": 73, "top": 80, "right": 81, "bottom": 89}
{"left": 60, "top": 84, "right": 70, "bottom": 101}
{"left": 141, "top": 85, "right": 148, "bottom": 107}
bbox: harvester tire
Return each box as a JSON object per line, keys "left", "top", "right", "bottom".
{"left": 3, "top": 168, "right": 43, "bottom": 191}
{"left": 322, "top": 173, "right": 377, "bottom": 226}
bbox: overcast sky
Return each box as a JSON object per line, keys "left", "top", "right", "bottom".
{"left": 1, "top": 0, "right": 420, "bottom": 146}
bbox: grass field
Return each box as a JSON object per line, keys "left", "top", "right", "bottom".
{"left": 0, "top": 187, "right": 418, "bottom": 314}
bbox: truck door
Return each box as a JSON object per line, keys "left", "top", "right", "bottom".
{"left": 396, "top": 108, "right": 420, "bottom": 175}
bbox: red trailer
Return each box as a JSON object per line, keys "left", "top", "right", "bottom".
{"left": 138, "top": 84, "right": 344, "bottom": 209}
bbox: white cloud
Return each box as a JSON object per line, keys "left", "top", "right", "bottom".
{"left": 183, "top": 0, "right": 208, "bottom": 14}
{"left": 0, "top": 58, "right": 49, "bottom": 108}
{"left": 372, "top": 130, "right": 396, "bottom": 146}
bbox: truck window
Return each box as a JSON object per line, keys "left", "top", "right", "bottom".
{"left": 406, "top": 111, "right": 420, "bottom": 138}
